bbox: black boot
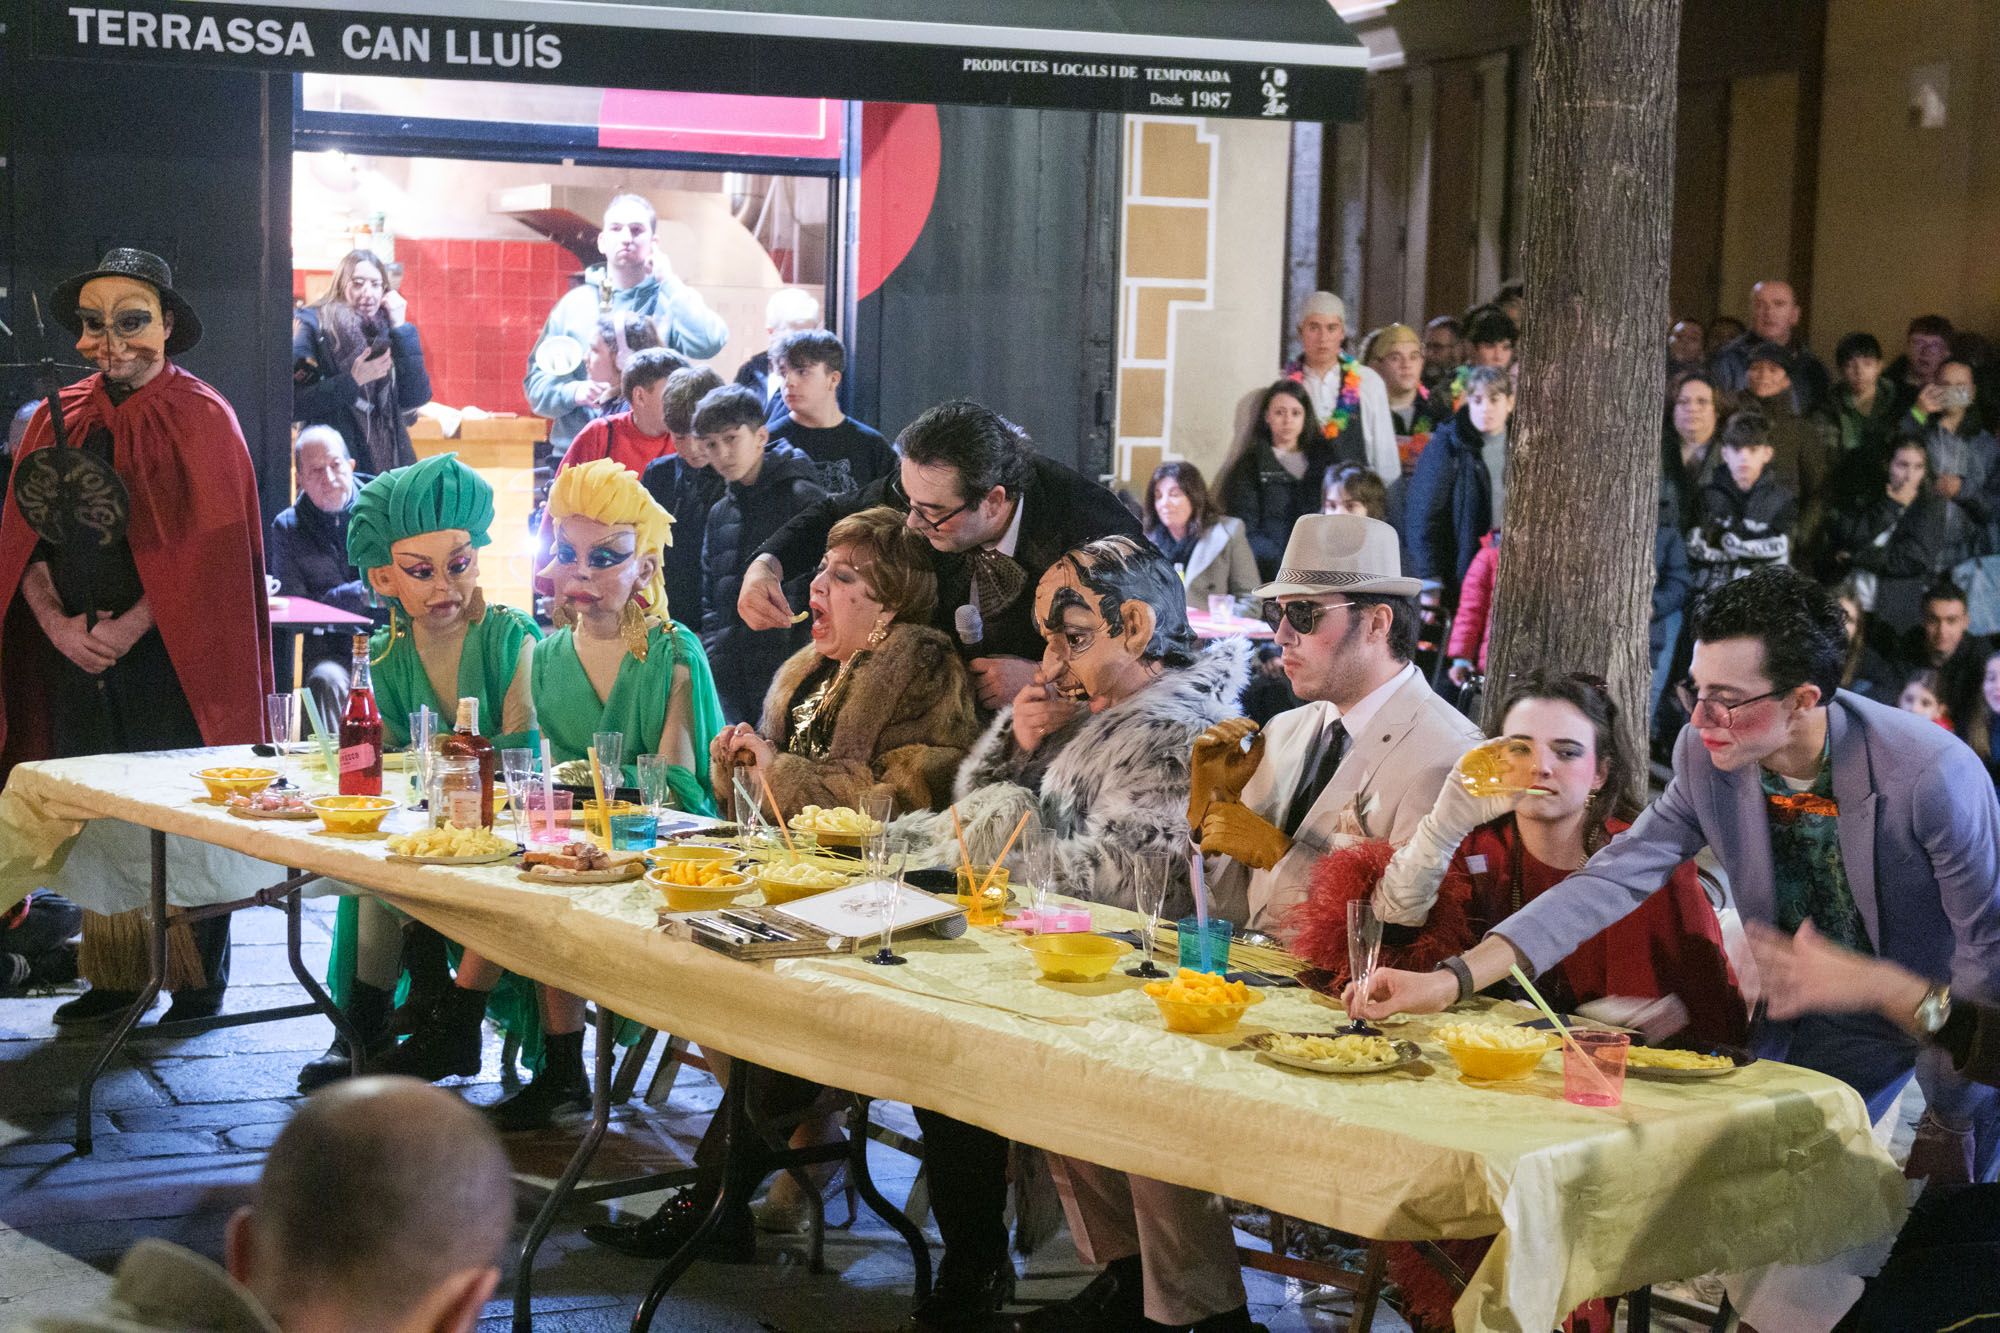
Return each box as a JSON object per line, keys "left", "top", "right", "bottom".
{"left": 485, "top": 1028, "right": 590, "bottom": 1132}
{"left": 580, "top": 1185, "right": 755, "bottom": 1263}
{"left": 908, "top": 1253, "right": 1015, "bottom": 1331}
{"left": 160, "top": 915, "right": 231, "bottom": 1023}
{"left": 1017, "top": 1255, "right": 1150, "bottom": 1332}
{"left": 389, "top": 923, "right": 451, "bottom": 1036}
{"left": 374, "top": 984, "right": 488, "bottom": 1081}
{"left": 297, "top": 981, "right": 396, "bottom": 1093}
{"left": 52, "top": 987, "right": 149, "bottom": 1025}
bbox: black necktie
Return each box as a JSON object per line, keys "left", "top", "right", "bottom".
{"left": 1282, "top": 720, "right": 1347, "bottom": 836}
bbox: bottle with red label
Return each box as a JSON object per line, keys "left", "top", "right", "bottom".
{"left": 338, "top": 633, "right": 384, "bottom": 796}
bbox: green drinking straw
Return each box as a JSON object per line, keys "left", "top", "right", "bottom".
{"left": 1508, "top": 963, "right": 1622, "bottom": 1102}
{"left": 300, "top": 691, "right": 337, "bottom": 773}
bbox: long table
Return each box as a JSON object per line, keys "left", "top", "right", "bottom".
{"left": 1, "top": 747, "right": 1909, "bottom": 1333}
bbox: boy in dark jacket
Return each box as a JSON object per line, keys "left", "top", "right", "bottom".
{"left": 641, "top": 366, "right": 726, "bottom": 631}
{"left": 765, "top": 329, "right": 896, "bottom": 495}
{"left": 694, "top": 385, "right": 827, "bottom": 723}
{"left": 1687, "top": 409, "right": 1797, "bottom": 595}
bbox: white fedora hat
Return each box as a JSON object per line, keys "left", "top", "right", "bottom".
{"left": 1252, "top": 513, "right": 1422, "bottom": 600}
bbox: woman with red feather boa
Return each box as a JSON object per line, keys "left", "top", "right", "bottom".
{"left": 1287, "top": 671, "right": 1746, "bottom": 1333}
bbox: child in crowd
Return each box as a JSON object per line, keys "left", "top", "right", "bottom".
{"left": 641, "top": 366, "right": 726, "bottom": 629}
{"left": 1322, "top": 462, "right": 1388, "bottom": 520}
{"left": 765, "top": 329, "right": 896, "bottom": 494}
{"left": 583, "top": 311, "right": 669, "bottom": 420}
{"left": 1687, "top": 409, "right": 1797, "bottom": 594}
{"left": 1899, "top": 667, "right": 1953, "bottom": 730}
{"left": 557, "top": 347, "right": 685, "bottom": 479}
{"left": 694, "top": 385, "right": 827, "bottom": 723}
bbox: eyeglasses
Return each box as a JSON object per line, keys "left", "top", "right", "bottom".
{"left": 1674, "top": 680, "right": 1788, "bottom": 728}
{"left": 1258, "top": 599, "right": 1355, "bottom": 636}
{"left": 889, "top": 474, "right": 975, "bottom": 533}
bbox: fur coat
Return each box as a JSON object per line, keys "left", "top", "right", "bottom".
{"left": 725, "top": 622, "right": 982, "bottom": 816}
{"left": 898, "top": 637, "right": 1250, "bottom": 915}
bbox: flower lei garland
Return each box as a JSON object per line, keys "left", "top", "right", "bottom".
{"left": 1284, "top": 355, "right": 1363, "bottom": 441}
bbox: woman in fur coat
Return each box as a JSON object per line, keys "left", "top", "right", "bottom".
{"left": 897, "top": 535, "right": 1250, "bottom": 915}
{"left": 711, "top": 506, "right": 981, "bottom": 816}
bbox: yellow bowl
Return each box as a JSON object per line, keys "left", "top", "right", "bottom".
{"left": 646, "top": 869, "right": 750, "bottom": 912}
{"left": 193, "top": 767, "right": 279, "bottom": 801}
{"left": 306, "top": 794, "right": 399, "bottom": 835}
{"left": 1022, "top": 933, "right": 1132, "bottom": 983}
{"left": 1149, "top": 987, "right": 1265, "bottom": 1035}
{"left": 648, "top": 844, "right": 742, "bottom": 868}
{"left": 757, "top": 863, "right": 856, "bottom": 905}
{"left": 1440, "top": 1036, "right": 1556, "bottom": 1081}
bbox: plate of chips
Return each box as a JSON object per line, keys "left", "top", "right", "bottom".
{"left": 787, "top": 804, "right": 883, "bottom": 849}
{"left": 1623, "top": 1045, "right": 1755, "bottom": 1080}
{"left": 386, "top": 826, "right": 520, "bottom": 864}
{"left": 1243, "top": 1031, "right": 1422, "bottom": 1075}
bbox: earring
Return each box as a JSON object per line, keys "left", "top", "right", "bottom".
{"left": 865, "top": 615, "right": 890, "bottom": 648}
{"left": 368, "top": 606, "right": 401, "bottom": 665}
{"left": 621, "top": 598, "right": 651, "bottom": 662}
{"left": 551, "top": 598, "right": 577, "bottom": 631}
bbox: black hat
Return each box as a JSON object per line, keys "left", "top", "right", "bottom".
{"left": 50, "top": 248, "right": 202, "bottom": 355}
{"left": 1744, "top": 339, "right": 1792, "bottom": 374}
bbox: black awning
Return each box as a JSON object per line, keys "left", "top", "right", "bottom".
{"left": 33, "top": 0, "right": 1367, "bottom": 121}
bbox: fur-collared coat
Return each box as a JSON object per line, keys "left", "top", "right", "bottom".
{"left": 721, "top": 622, "right": 981, "bottom": 816}
{"left": 898, "top": 637, "right": 1250, "bottom": 915}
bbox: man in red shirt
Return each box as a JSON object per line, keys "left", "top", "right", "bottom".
{"left": 553, "top": 347, "right": 683, "bottom": 478}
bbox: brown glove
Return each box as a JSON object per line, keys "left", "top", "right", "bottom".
{"left": 1199, "top": 800, "right": 1292, "bottom": 871}
{"left": 1187, "top": 718, "right": 1265, "bottom": 829}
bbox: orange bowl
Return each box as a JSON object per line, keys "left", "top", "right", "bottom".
{"left": 306, "top": 794, "right": 398, "bottom": 835}
{"left": 192, "top": 766, "right": 279, "bottom": 801}
{"left": 1149, "top": 987, "right": 1265, "bottom": 1035}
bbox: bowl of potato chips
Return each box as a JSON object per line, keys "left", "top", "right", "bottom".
{"left": 1244, "top": 1031, "right": 1422, "bottom": 1075}
{"left": 786, "top": 804, "right": 882, "bottom": 849}
{"left": 757, "top": 857, "right": 856, "bottom": 905}
{"left": 193, "top": 766, "right": 281, "bottom": 801}
{"left": 1433, "top": 1021, "right": 1558, "bottom": 1081}
{"left": 306, "top": 794, "right": 399, "bottom": 836}
{"left": 646, "top": 858, "right": 752, "bottom": 911}
{"left": 1144, "top": 969, "right": 1265, "bottom": 1034}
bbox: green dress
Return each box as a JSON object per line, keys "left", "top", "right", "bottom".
{"left": 327, "top": 604, "right": 543, "bottom": 1015}
{"left": 531, "top": 620, "right": 723, "bottom": 817}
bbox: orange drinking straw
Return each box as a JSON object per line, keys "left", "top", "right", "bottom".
{"left": 757, "top": 770, "right": 800, "bottom": 856}
{"left": 976, "top": 809, "right": 1034, "bottom": 900}
{"left": 949, "top": 804, "right": 972, "bottom": 870}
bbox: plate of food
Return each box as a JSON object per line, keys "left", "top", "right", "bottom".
{"left": 1623, "top": 1045, "right": 1755, "bottom": 1080}
{"left": 520, "top": 841, "right": 647, "bottom": 883}
{"left": 226, "top": 790, "right": 316, "bottom": 820}
{"left": 1243, "top": 1032, "right": 1423, "bottom": 1075}
{"left": 787, "top": 803, "right": 883, "bottom": 849}
{"left": 386, "top": 826, "right": 520, "bottom": 865}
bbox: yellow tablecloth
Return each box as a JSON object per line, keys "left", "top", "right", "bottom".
{"left": 0, "top": 748, "right": 1909, "bottom": 1333}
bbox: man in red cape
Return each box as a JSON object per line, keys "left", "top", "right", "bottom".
{"left": 0, "top": 248, "right": 271, "bottom": 1023}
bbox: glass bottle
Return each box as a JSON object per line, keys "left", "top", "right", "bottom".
{"left": 436, "top": 697, "right": 496, "bottom": 828}
{"left": 338, "top": 633, "right": 383, "bottom": 796}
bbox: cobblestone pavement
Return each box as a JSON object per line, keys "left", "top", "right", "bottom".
{"left": 0, "top": 899, "right": 1418, "bottom": 1332}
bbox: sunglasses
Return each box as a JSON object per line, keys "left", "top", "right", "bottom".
{"left": 1258, "top": 599, "right": 1355, "bottom": 635}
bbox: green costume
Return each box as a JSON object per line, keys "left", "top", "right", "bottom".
{"left": 531, "top": 620, "right": 723, "bottom": 815}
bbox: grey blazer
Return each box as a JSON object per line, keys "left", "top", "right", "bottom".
{"left": 1499, "top": 690, "right": 2000, "bottom": 999}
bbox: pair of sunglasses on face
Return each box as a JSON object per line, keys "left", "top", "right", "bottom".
{"left": 1257, "top": 599, "right": 1355, "bottom": 635}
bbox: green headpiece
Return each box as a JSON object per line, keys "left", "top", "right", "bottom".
{"left": 347, "top": 453, "right": 495, "bottom": 573}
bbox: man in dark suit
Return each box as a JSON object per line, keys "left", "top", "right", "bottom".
{"left": 737, "top": 398, "right": 1142, "bottom": 710}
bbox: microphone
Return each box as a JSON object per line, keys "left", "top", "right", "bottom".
{"left": 955, "top": 604, "right": 984, "bottom": 647}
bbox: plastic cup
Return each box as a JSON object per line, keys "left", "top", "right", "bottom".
{"left": 955, "top": 864, "right": 1010, "bottom": 926}
{"left": 1207, "top": 594, "right": 1235, "bottom": 622}
{"left": 524, "top": 789, "right": 574, "bottom": 846}
{"left": 1176, "top": 916, "right": 1233, "bottom": 974}
{"left": 610, "top": 808, "right": 660, "bottom": 850}
{"left": 1561, "top": 1030, "right": 1630, "bottom": 1107}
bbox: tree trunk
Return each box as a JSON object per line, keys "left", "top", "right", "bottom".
{"left": 1482, "top": 0, "right": 1683, "bottom": 805}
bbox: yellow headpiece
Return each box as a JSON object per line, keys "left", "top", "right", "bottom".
{"left": 545, "top": 458, "right": 674, "bottom": 621}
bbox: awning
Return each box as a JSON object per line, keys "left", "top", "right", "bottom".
{"left": 32, "top": 0, "right": 1368, "bottom": 121}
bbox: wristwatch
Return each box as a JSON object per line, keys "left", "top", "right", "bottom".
{"left": 1916, "top": 983, "right": 1953, "bottom": 1036}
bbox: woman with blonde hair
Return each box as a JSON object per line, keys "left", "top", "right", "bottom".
{"left": 293, "top": 248, "right": 431, "bottom": 473}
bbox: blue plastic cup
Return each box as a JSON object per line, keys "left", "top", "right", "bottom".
{"left": 610, "top": 809, "right": 660, "bottom": 850}
{"left": 1176, "top": 916, "right": 1232, "bottom": 974}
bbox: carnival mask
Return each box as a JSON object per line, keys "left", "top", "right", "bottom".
{"left": 1033, "top": 559, "right": 1157, "bottom": 710}
{"left": 539, "top": 515, "right": 658, "bottom": 624}
{"left": 368, "top": 529, "right": 481, "bottom": 631}
{"left": 76, "top": 276, "right": 170, "bottom": 387}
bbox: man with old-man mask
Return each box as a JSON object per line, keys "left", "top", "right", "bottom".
{"left": 0, "top": 248, "right": 272, "bottom": 1024}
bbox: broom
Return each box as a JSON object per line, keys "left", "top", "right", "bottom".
{"left": 77, "top": 907, "right": 206, "bottom": 992}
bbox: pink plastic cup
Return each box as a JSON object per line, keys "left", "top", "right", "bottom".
{"left": 1562, "top": 1030, "right": 1630, "bottom": 1107}
{"left": 524, "top": 789, "right": 574, "bottom": 846}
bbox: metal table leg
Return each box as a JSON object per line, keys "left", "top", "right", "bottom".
{"left": 846, "top": 1096, "right": 932, "bottom": 1302}
{"left": 75, "top": 830, "right": 169, "bottom": 1153}
{"left": 282, "top": 872, "right": 362, "bottom": 1076}
{"left": 513, "top": 1013, "right": 620, "bottom": 1332}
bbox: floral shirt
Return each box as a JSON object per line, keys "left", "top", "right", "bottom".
{"left": 1761, "top": 739, "right": 1872, "bottom": 953}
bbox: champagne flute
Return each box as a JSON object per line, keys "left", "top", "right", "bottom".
{"left": 636, "top": 754, "right": 673, "bottom": 816}
{"left": 1126, "top": 854, "right": 1171, "bottom": 978}
{"left": 592, "top": 731, "right": 625, "bottom": 789}
{"left": 869, "top": 847, "right": 908, "bottom": 967}
{"left": 501, "top": 747, "right": 535, "bottom": 847}
{"left": 265, "top": 692, "right": 295, "bottom": 789}
{"left": 408, "top": 707, "right": 436, "bottom": 810}
{"left": 1344, "top": 899, "right": 1384, "bottom": 1035}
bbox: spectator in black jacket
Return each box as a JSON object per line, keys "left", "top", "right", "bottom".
{"left": 694, "top": 385, "right": 827, "bottom": 724}
{"left": 1216, "top": 379, "right": 1337, "bottom": 580}
{"left": 736, "top": 399, "right": 1144, "bottom": 713}
{"left": 1404, "top": 365, "right": 1514, "bottom": 611}
{"left": 1687, "top": 409, "right": 1796, "bottom": 596}
{"left": 1885, "top": 313, "right": 1956, "bottom": 414}
{"left": 1742, "top": 341, "right": 1835, "bottom": 556}
{"left": 733, "top": 287, "right": 821, "bottom": 416}
{"left": 1662, "top": 369, "right": 1723, "bottom": 525}
{"left": 1821, "top": 440, "right": 1975, "bottom": 636}
{"left": 641, "top": 366, "right": 726, "bottom": 632}
{"left": 1708, "top": 278, "right": 1831, "bottom": 417}
{"left": 1830, "top": 332, "right": 1901, "bottom": 502}
{"left": 269, "top": 426, "right": 378, "bottom": 718}
{"left": 765, "top": 329, "right": 895, "bottom": 495}
{"left": 1888, "top": 581, "right": 1992, "bottom": 727}
{"left": 292, "top": 249, "right": 431, "bottom": 475}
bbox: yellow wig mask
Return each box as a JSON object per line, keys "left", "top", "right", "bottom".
{"left": 544, "top": 457, "right": 675, "bottom": 632}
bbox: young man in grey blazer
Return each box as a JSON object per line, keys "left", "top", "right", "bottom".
{"left": 1357, "top": 566, "right": 2000, "bottom": 1178}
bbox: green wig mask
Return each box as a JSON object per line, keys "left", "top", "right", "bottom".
{"left": 347, "top": 452, "right": 495, "bottom": 573}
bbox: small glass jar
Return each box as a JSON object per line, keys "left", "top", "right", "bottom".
{"left": 431, "top": 755, "right": 486, "bottom": 830}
